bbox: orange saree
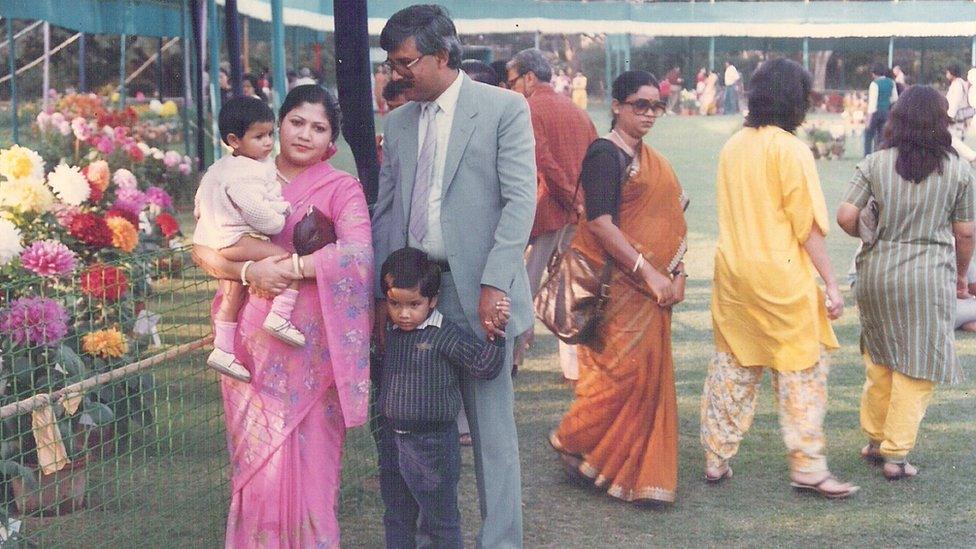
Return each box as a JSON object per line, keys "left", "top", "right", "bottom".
{"left": 550, "top": 143, "right": 687, "bottom": 503}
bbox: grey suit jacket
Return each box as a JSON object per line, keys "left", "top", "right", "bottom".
{"left": 372, "top": 73, "right": 537, "bottom": 336}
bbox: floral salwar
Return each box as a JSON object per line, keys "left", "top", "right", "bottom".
{"left": 700, "top": 352, "right": 830, "bottom": 474}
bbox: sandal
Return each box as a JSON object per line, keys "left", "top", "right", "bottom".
{"left": 704, "top": 464, "right": 733, "bottom": 484}
{"left": 860, "top": 443, "right": 884, "bottom": 465}
{"left": 790, "top": 474, "right": 860, "bottom": 500}
{"left": 883, "top": 461, "right": 918, "bottom": 481}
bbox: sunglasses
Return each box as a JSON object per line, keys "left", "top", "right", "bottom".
{"left": 622, "top": 99, "right": 668, "bottom": 116}
{"left": 507, "top": 72, "right": 526, "bottom": 88}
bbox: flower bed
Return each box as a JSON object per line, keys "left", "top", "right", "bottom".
{"left": 0, "top": 142, "right": 190, "bottom": 522}
{"left": 800, "top": 120, "right": 848, "bottom": 160}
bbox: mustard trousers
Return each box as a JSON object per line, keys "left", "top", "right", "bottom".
{"left": 860, "top": 353, "right": 935, "bottom": 462}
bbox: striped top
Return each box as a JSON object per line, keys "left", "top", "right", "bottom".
{"left": 379, "top": 310, "right": 505, "bottom": 423}
{"left": 844, "top": 148, "right": 975, "bottom": 383}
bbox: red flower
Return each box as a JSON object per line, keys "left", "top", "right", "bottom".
{"left": 126, "top": 144, "right": 144, "bottom": 162}
{"left": 155, "top": 212, "right": 181, "bottom": 238}
{"left": 88, "top": 182, "right": 104, "bottom": 203}
{"left": 80, "top": 264, "right": 129, "bottom": 301}
{"left": 69, "top": 213, "right": 113, "bottom": 248}
{"left": 105, "top": 208, "right": 139, "bottom": 227}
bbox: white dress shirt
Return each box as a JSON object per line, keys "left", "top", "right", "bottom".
{"left": 946, "top": 78, "right": 967, "bottom": 118}
{"left": 408, "top": 70, "right": 464, "bottom": 262}
{"left": 724, "top": 65, "right": 740, "bottom": 87}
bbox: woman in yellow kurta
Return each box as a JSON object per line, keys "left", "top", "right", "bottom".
{"left": 700, "top": 59, "right": 859, "bottom": 499}
{"left": 571, "top": 71, "right": 589, "bottom": 110}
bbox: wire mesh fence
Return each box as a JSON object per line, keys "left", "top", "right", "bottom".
{"left": 0, "top": 246, "right": 380, "bottom": 547}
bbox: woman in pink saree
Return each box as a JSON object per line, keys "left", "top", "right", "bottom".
{"left": 193, "top": 85, "right": 372, "bottom": 547}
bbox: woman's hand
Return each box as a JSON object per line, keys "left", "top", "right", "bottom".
{"left": 643, "top": 268, "right": 674, "bottom": 306}
{"left": 825, "top": 284, "right": 845, "bottom": 320}
{"left": 665, "top": 274, "right": 687, "bottom": 307}
{"left": 245, "top": 255, "right": 302, "bottom": 296}
{"left": 958, "top": 274, "right": 973, "bottom": 299}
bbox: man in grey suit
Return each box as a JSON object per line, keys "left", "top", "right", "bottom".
{"left": 372, "top": 5, "right": 536, "bottom": 548}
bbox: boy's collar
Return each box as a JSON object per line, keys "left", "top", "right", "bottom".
{"left": 393, "top": 309, "right": 443, "bottom": 331}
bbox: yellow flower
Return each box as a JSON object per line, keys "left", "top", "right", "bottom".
{"left": 0, "top": 178, "right": 54, "bottom": 214}
{"left": 82, "top": 328, "right": 128, "bottom": 358}
{"left": 159, "top": 100, "right": 179, "bottom": 117}
{"left": 0, "top": 145, "right": 45, "bottom": 182}
{"left": 106, "top": 216, "right": 139, "bottom": 253}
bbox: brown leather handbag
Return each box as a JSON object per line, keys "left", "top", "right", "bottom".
{"left": 292, "top": 205, "right": 337, "bottom": 255}
{"left": 534, "top": 143, "right": 628, "bottom": 348}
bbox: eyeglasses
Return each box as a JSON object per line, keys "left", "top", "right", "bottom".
{"left": 507, "top": 72, "right": 526, "bottom": 88}
{"left": 622, "top": 99, "right": 668, "bottom": 116}
{"left": 382, "top": 54, "right": 427, "bottom": 74}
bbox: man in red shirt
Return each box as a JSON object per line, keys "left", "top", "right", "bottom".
{"left": 506, "top": 48, "right": 597, "bottom": 382}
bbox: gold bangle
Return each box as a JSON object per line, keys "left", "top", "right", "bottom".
{"left": 291, "top": 253, "right": 301, "bottom": 277}
{"left": 632, "top": 254, "right": 645, "bottom": 273}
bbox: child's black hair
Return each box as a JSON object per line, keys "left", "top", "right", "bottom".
{"left": 218, "top": 96, "right": 275, "bottom": 146}
{"left": 380, "top": 247, "right": 441, "bottom": 298}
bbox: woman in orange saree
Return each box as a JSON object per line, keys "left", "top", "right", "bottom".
{"left": 549, "top": 70, "right": 687, "bottom": 504}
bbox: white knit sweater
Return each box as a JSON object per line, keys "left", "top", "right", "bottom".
{"left": 192, "top": 155, "right": 290, "bottom": 249}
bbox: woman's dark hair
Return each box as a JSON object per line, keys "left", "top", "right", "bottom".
{"left": 881, "top": 85, "right": 956, "bottom": 183}
{"left": 380, "top": 247, "right": 441, "bottom": 298}
{"left": 947, "top": 64, "right": 963, "bottom": 78}
{"left": 610, "top": 70, "right": 659, "bottom": 129}
{"left": 243, "top": 73, "right": 267, "bottom": 102}
{"left": 380, "top": 4, "right": 463, "bottom": 70}
{"left": 744, "top": 58, "right": 812, "bottom": 133}
{"left": 278, "top": 84, "right": 341, "bottom": 143}
{"left": 870, "top": 63, "right": 888, "bottom": 78}
{"left": 461, "top": 59, "right": 499, "bottom": 86}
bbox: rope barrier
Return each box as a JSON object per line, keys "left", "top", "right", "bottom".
{"left": 0, "top": 32, "right": 80, "bottom": 85}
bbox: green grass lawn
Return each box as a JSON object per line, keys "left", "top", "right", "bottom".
{"left": 337, "top": 107, "right": 976, "bottom": 547}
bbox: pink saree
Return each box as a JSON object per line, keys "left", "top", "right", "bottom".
{"left": 215, "top": 161, "right": 372, "bottom": 548}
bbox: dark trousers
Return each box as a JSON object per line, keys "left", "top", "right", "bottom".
{"left": 864, "top": 110, "right": 888, "bottom": 156}
{"left": 379, "top": 419, "right": 462, "bottom": 549}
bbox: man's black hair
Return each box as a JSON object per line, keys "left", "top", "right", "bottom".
{"left": 381, "top": 247, "right": 442, "bottom": 299}
{"left": 218, "top": 96, "right": 274, "bottom": 146}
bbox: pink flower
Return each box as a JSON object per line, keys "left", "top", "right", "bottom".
{"left": 0, "top": 296, "right": 69, "bottom": 347}
{"left": 93, "top": 137, "right": 115, "bottom": 154}
{"left": 179, "top": 163, "right": 191, "bottom": 176}
{"left": 145, "top": 186, "right": 173, "bottom": 210}
{"left": 50, "top": 203, "right": 81, "bottom": 227}
{"left": 112, "top": 168, "right": 138, "bottom": 189}
{"left": 36, "top": 111, "right": 51, "bottom": 131}
{"left": 163, "top": 150, "right": 182, "bottom": 168}
{"left": 113, "top": 126, "right": 128, "bottom": 141}
{"left": 71, "top": 117, "right": 92, "bottom": 141}
{"left": 20, "top": 239, "right": 77, "bottom": 277}
{"left": 57, "top": 120, "right": 72, "bottom": 136}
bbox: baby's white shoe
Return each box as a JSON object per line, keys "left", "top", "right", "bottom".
{"left": 263, "top": 313, "right": 306, "bottom": 347}
{"left": 207, "top": 348, "right": 251, "bottom": 382}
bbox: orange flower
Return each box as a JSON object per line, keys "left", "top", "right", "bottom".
{"left": 82, "top": 328, "right": 128, "bottom": 358}
{"left": 84, "top": 160, "right": 110, "bottom": 191}
{"left": 106, "top": 216, "right": 138, "bottom": 252}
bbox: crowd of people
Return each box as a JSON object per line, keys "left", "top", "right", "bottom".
{"left": 190, "top": 3, "right": 973, "bottom": 547}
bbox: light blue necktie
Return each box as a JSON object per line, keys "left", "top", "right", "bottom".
{"left": 409, "top": 102, "right": 439, "bottom": 244}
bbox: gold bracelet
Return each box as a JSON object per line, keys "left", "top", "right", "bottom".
{"left": 632, "top": 254, "right": 645, "bottom": 273}
{"left": 240, "top": 260, "right": 255, "bottom": 286}
{"left": 291, "top": 253, "right": 301, "bottom": 277}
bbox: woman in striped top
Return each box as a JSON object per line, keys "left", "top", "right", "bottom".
{"left": 838, "top": 85, "right": 975, "bottom": 480}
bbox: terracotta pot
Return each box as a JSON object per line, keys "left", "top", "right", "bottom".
{"left": 11, "top": 457, "right": 88, "bottom": 516}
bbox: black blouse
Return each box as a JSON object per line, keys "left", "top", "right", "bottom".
{"left": 580, "top": 138, "right": 631, "bottom": 221}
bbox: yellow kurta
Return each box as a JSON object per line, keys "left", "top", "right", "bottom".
{"left": 711, "top": 126, "right": 839, "bottom": 371}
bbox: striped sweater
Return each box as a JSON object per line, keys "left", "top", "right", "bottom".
{"left": 380, "top": 310, "right": 505, "bottom": 424}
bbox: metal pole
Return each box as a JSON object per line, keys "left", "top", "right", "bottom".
{"left": 190, "top": 0, "right": 207, "bottom": 167}
{"left": 604, "top": 34, "right": 612, "bottom": 101}
{"left": 157, "top": 37, "right": 165, "bottom": 98}
{"left": 42, "top": 21, "right": 50, "bottom": 110}
{"left": 971, "top": 35, "right": 975, "bottom": 68}
{"left": 207, "top": 0, "right": 222, "bottom": 159}
{"left": 888, "top": 37, "right": 894, "bottom": 68}
{"left": 534, "top": 30, "right": 540, "bottom": 50}
{"left": 708, "top": 36, "right": 715, "bottom": 72}
{"left": 78, "top": 33, "right": 87, "bottom": 92}
{"left": 333, "top": 0, "right": 380, "bottom": 201}
{"left": 271, "top": 0, "right": 287, "bottom": 110}
{"left": 182, "top": 0, "right": 193, "bottom": 156}
{"left": 225, "top": 0, "right": 244, "bottom": 97}
{"left": 803, "top": 37, "right": 809, "bottom": 70}
{"left": 119, "top": 34, "right": 127, "bottom": 107}
{"left": 623, "top": 33, "right": 631, "bottom": 70}
{"left": 7, "top": 19, "right": 18, "bottom": 144}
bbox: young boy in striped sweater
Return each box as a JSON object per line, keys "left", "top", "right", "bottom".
{"left": 378, "top": 247, "right": 509, "bottom": 548}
